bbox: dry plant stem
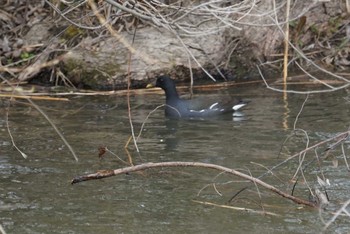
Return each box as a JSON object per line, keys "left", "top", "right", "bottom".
{"left": 285, "top": 92, "right": 314, "bottom": 170}
{"left": 314, "top": 149, "right": 327, "bottom": 183}
{"left": 104, "top": 147, "right": 129, "bottom": 165}
{"left": 0, "top": 224, "right": 6, "bottom": 234}
{"left": 267, "top": 15, "right": 350, "bottom": 86}
{"left": 147, "top": 3, "right": 217, "bottom": 81}
{"left": 123, "top": 136, "right": 134, "bottom": 165}
{"left": 212, "top": 183, "right": 222, "bottom": 196}
{"left": 136, "top": 104, "right": 166, "bottom": 142}
{"left": 0, "top": 80, "right": 263, "bottom": 97}
{"left": 295, "top": 62, "right": 335, "bottom": 89}
{"left": 44, "top": 0, "right": 107, "bottom": 30}
{"left": 323, "top": 198, "right": 350, "bottom": 230}
{"left": 88, "top": 0, "right": 143, "bottom": 153}
{"left": 26, "top": 98, "right": 79, "bottom": 161}
{"left": 247, "top": 167, "right": 266, "bottom": 213}
{"left": 174, "top": 26, "right": 216, "bottom": 82}
{"left": 341, "top": 143, "right": 350, "bottom": 171}
{"left": 257, "top": 66, "right": 350, "bottom": 94}
{"left": 71, "top": 161, "right": 316, "bottom": 207}
{"left": 291, "top": 129, "right": 309, "bottom": 179}
{"left": 192, "top": 200, "right": 280, "bottom": 217}
{"left": 0, "top": 94, "right": 69, "bottom": 101}
{"left": 250, "top": 162, "right": 285, "bottom": 184}
{"left": 1, "top": 76, "right": 78, "bottom": 161}
{"left": 283, "top": 0, "right": 290, "bottom": 84}
{"left": 6, "top": 99, "right": 78, "bottom": 161}
{"left": 293, "top": 93, "right": 309, "bottom": 130}
{"left": 87, "top": 0, "right": 155, "bottom": 65}
{"left": 262, "top": 4, "right": 350, "bottom": 92}
{"left": 126, "top": 81, "right": 139, "bottom": 152}
{"left": 258, "top": 130, "right": 350, "bottom": 180}
{"left": 5, "top": 107, "right": 27, "bottom": 159}
{"left": 136, "top": 104, "right": 181, "bottom": 142}
{"left": 0, "top": 52, "right": 68, "bottom": 75}
{"left": 125, "top": 21, "right": 140, "bottom": 152}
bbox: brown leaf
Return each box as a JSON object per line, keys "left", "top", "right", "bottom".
{"left": 98, "top": 146, "right": 107, "bottom": 158}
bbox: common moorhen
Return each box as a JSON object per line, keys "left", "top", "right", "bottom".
{"left": 155, "top": 75, "right": 248, "bottom": 118}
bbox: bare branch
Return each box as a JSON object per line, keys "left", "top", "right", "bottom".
{"left": 71, "top": 161, "right": 317, "bottom": 207}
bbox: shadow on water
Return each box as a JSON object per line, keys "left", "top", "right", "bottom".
{"left": 0, "top": 85, "right": 349, "bottom": 233}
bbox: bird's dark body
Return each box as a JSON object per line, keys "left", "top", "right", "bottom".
{"left": 155, "top": 75, "right": 248, "bottom": 119}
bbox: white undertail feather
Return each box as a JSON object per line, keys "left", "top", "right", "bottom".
{"left": 189, "top": 109, "right": 206, "bottom": 113}
{"left": 232, "top": 103, "right": 247, "bottom": 111}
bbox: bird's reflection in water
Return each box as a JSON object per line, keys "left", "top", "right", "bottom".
{"left": 162, "top": 119, "right": 180, "bottom": 151}
{"left": 232, "top": 111, "right": 246, "bottom": 122}
{"left": 158, "top": 113, "right": 247, "bottom": 152}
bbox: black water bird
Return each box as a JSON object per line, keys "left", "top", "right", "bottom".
{"left": 155, "top": 75, "right": 248, "bottom": 119}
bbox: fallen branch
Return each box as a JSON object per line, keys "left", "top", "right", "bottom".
{"left": 71, "top": 161, "right": 317, "bottom": 207}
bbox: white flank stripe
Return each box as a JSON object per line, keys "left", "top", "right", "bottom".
{"left": 232, "top": 103, "right": 246, "bottom": 111}
{"left": 209, "top": 102, "right": 219, "bottom": 109}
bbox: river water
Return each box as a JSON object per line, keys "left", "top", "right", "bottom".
{"left": 0, "top": 83, "right": 349, "bottom": 233}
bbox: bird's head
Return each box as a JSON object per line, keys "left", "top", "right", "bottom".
{"left": 155, "top": 75, "right": 176, "bottom": 91}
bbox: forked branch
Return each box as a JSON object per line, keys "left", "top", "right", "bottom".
{"left": 71, "top": 161, "right": 316, "bottom": 207}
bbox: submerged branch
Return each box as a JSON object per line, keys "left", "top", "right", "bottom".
{"left": 71, "top": 161, "right": 317, "bottom": 207}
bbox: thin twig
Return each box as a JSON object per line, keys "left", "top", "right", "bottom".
{"left": 283, "top": 0, "right": 291, "bottom": 85}
{"left": 136, "top": 104, "right": 181, "bottom": 142}
{"left": 0, "top": 224, "right": 6, "bottom": 234}
{"left": 192, "top": 200, "right": 280, "bottom": 216}
{"left": 26, "top": 98, "right": 79, "bottom": 161}
{"left": 293, "top": 93, "right": 309, "bottom": 130}
{"left": 5, "top": 106, "right": 27, "bottom": 159}
{"left": 125, "top": 17, "right": 139, "bottom": 152}
{"left": 258, "top": 65, "right": 350, "bottom": 94}
{"left": 258, "top": 130, "right": 350, "bottom": 180}
{"left": 87, "top": 0, "right": 155, "bottom": 65}
{"left": 323, "top": 199, "right": 350, "bottom": 230}
{"left": 341, "top": 142, "right": 350, "bottom": 171}
{"left": 1, "top": 76, "right": 78, "bottom": 161}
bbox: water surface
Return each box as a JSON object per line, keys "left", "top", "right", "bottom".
{"left": 0, "top": 84, "right": 349, "bottom": 233}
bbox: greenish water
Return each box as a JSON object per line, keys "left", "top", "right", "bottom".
{"left": 0, "top": 85, "right": 349, "bottom": 233}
